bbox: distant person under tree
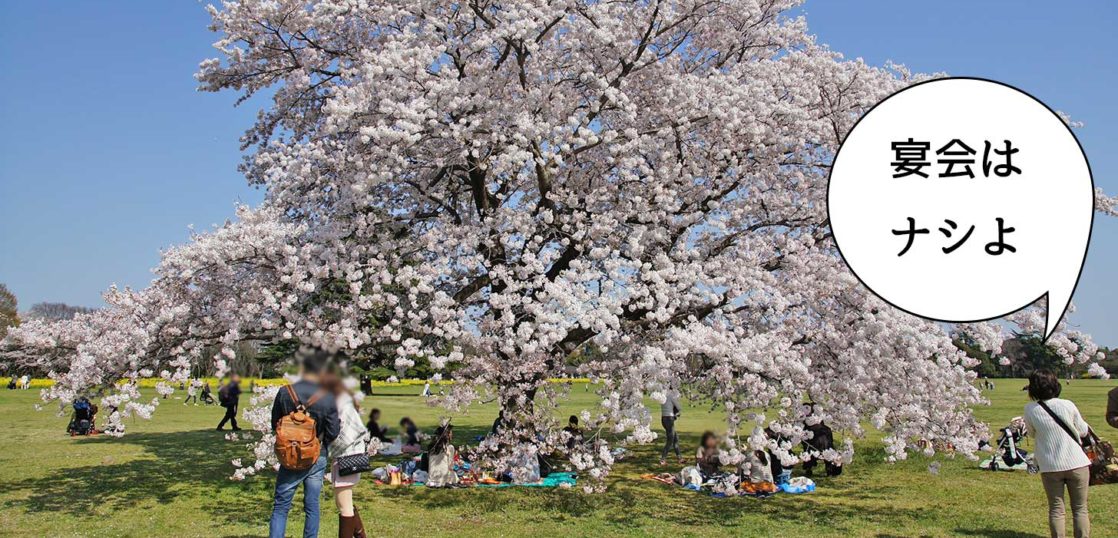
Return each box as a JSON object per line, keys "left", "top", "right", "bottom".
{"left": 216, "top": 374, "right": 242, "bottom": 431}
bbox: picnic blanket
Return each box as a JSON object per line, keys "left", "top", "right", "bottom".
{"left": 476, "top": 472, "right": 578, "bottom": 488}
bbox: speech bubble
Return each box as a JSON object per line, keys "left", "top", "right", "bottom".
{"left": 828, "top": 77, "right": 1094, "bottom": 341}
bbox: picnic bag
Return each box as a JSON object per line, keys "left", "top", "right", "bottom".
{"left": 1038, "top": 400, "right": 1118, "bottom": 486}
{"left": 274, "top": 384, "right": 325, "bottom": 471}
{"left": 1082, "top": 430, "right": 1118, "bottom": 486}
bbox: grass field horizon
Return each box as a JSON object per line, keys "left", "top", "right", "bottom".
{"left": 0, "top": 378, "right": 1115, "bottom": 537}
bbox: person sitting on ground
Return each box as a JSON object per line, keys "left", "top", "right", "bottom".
{"left": 425, "top": 423, "right": 460, "bottom": 488}
{"left": 366, "top": 408, "right": 390, "bottom": 442}
{"left": 739, "top": 449, "right": 775, "bottom": 484}
{"left": 696, "top": 431, "right": 722, "bottom": 478}
{"left": 267, "top": 349, "right": 341, "bottom": 538}
{"left": 399, "top": 417, "right": 421, "bottom": 452}
{"left": 562, "top": 415, "right": 583, "bottom": 451}
{"left": 764, "top": 427, "right": 793, "bottom": 482}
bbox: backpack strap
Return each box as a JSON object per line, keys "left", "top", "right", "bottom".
{"left": 1037, "top": 400, "right": 1083, "bottom": 446}
{"left": 304, "top": 389, "right": 327, "bottom": 408}
{"left": 285, "top": 384, "right": 303, "bottom": 409}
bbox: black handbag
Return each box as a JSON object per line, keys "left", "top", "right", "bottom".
{"left": 335, "top": 452, "right": 371, "bottom": 476}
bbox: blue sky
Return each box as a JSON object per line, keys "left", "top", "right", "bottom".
{"left": 1, "top": 1, "right": 1115, "bottom": 345}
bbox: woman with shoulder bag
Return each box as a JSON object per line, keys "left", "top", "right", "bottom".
{"left": 321, "top": 372, "right": 370, "bottom": 538}
{"left": 1023, "top": 369, "right": 1092, "bottom": 538}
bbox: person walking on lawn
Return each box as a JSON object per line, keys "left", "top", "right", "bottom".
{"left": 216, "top": 374, "right": 242, "bottom": 431}
{"left": 268, "top": 350, "right": 341, "bottom": 538}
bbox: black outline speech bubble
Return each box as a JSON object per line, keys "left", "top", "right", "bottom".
{"left": 826, "top": 76, "right": 1095, "bottom": 342}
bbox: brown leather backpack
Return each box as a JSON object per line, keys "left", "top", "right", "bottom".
{"left": 274, "top": 384, "right": 325, "bottom": 470}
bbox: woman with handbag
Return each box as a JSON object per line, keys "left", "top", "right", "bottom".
{"left": 321, "top": 373, "right": 370, "bottom": 538}
{"left": 1023, "top": 369, "right": 1092, "bottom": 538}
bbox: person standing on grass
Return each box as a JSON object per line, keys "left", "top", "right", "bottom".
{"left": 1023, "top": 369, "right": 1092, "bottom": 538}
{"left": 660, "top": 389, "right": 683, "bottom": 466}
{"left": 1106, "top": 386, "right": 1118, "bottom": 430}
{"left": 216, "top": 374, "right": 243, "bottom": 431}
{"left": 320, "top": 371, "right": 369, "bottom": 538}
{"left": 269, "top": 350, "right": 340, "bottom": 538}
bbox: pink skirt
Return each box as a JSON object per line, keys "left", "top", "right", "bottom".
{"left": 331, "top": 460, "right": 361, "bottom": 487}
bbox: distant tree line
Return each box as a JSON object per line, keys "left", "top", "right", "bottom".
{"left": 956, "top": 334, "right": 1117, "bottom": 378}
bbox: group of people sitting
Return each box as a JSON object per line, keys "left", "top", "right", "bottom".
{"left": 365, "top": 409, "right": 423, "bottom": 452}
{"left": 658, "top": 390, "right": 841, "bottom": 496}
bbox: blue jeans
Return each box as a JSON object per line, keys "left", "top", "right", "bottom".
{"left": 269, "top": 455, "right": 328, "bottom": 538}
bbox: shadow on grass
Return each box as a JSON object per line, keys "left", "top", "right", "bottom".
{"left": 951, "top": 530, "right": 1045, "bottom": 538}
{"left": 1, "top": 429, "right": 270, "bottom": 529}
{"left": 377, "top": 437, "right": 940, "bottom": 534}
{"left": 0, "top": 428, "right": 1030, "bottom": 536}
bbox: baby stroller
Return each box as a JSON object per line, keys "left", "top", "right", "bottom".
{"left": 67, "top": 397, "right": 98, "bottom": 436}
{"left": 979, "top": 417, "right": 1031, "bottom": 472}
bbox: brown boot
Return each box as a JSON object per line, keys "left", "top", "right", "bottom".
{"left": 352, "top": 508, "right": 367, "bottom": 538}
{"left": 338, "top": 514, "right": 357, "bottom": 538}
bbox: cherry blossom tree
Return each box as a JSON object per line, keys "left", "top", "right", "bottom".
{"left": 2, "top": 0, "right": 1111, "bottom": 485}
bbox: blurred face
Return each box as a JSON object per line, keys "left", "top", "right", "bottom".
{"left": 704, "top": 436, "right": 718, "bottom": 449}
{"left": 231, "top": 375, "right": 241, "bottom": 383}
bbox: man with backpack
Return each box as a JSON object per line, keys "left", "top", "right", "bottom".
{"left": 216, "top": 374, "right": 242, "bottom": 431}
{"left": 268, "top": 349, "right": 340, "bottom": 538}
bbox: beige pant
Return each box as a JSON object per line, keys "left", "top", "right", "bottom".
{"left": 1041, "top": 465, "right": 1090, "bottom": 538}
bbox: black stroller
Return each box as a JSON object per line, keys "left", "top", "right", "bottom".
{"left": 67, "top": 397, "right": 98, "bottom": 436}
{"left": 979, "top": 418, "right": 1031, "bottom": 472}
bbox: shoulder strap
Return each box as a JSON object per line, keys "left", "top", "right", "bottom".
{"left": 1037, "top": 400, "right": 1080, "bottom": 443}
{"left": 284, "top": 384, "right": 302, "bottom": 407}
{"left": 304, "top": 389, "right": 327, "bottom": 408}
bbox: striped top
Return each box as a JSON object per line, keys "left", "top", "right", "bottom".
{"left": 1023, "top": 398, "right": 1091, "bottom": 473}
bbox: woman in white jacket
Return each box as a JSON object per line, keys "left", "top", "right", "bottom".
{"left": 322, "top": 373, "right": 369, "bottom": 538}
{"left": 1023, "top": 369, "right": 1092, "bottom": 538}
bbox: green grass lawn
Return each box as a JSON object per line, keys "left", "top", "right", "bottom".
{"left": 0, "top": 379, "right": 1115, "bottom": 537}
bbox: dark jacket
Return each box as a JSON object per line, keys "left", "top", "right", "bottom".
{"left": 1107, "top": 387, "right": 1118, "bottom": 429}
{"left": 270, "top": 380, "right": 341, "bottom": 445}
{"left": 367, "top": 419, "right": 390, "bottom": 442}
{"left": 220, "top": 381, "right": 242, "bottom": 408}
